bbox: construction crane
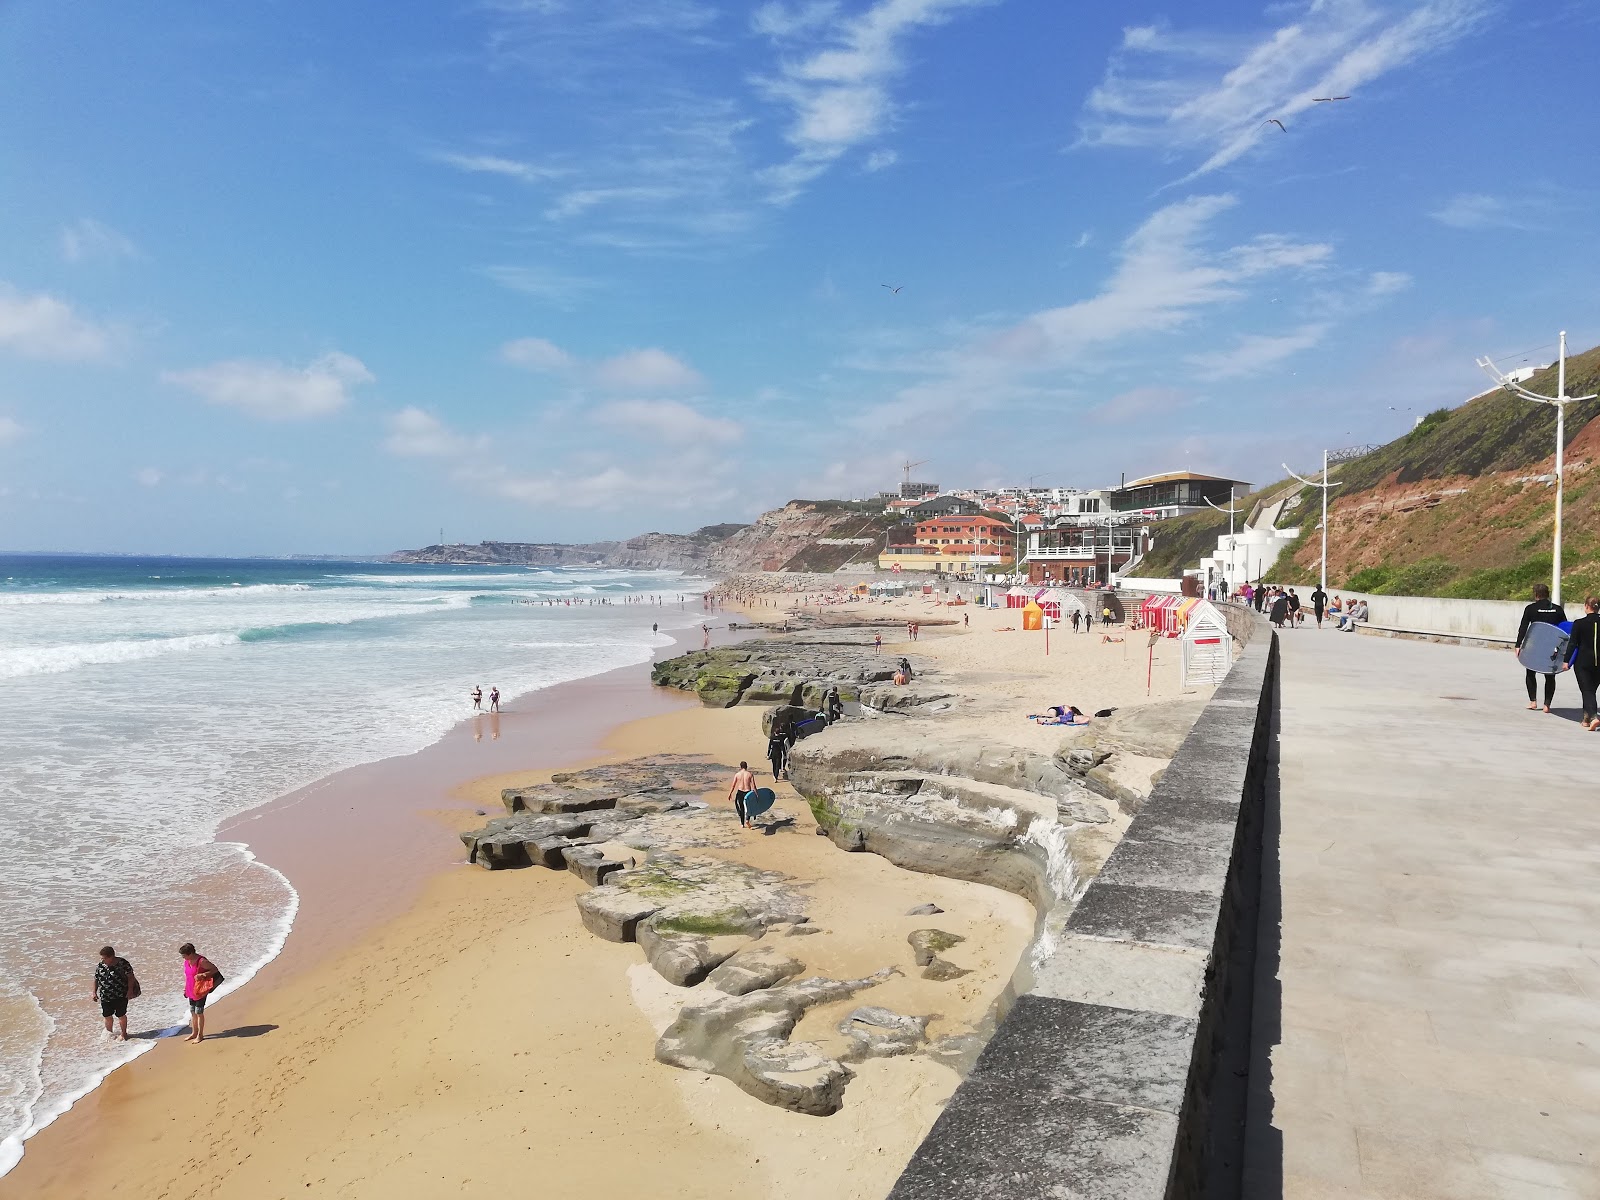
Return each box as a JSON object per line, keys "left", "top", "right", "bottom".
{"left": 901, "top": 458, "right": 929, "bottom": 487}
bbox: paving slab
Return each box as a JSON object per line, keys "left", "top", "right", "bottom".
{"left": 1249, "top": 629, "right": 1600, "bottom": 1198}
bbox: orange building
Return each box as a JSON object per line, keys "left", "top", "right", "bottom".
{"left": 878, "top": 515, "right": 1016, "bottom": 573}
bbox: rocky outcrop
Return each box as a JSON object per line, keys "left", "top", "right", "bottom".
{"left": 655, "top": 971, "right": 897, "bottom": 1115}
{"left": 909, "top": 929, "right": 970, "bottom": 981}
{"left": 840, "top": 1007, "right": 931, "bottom": 1061}
{"left": 651, "top": 636, "right": 914, "bottom": 709}
{"left": 708, "top": 944, "right": 806, "bottom": 995}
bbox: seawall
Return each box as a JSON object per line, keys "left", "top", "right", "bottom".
{"left": 887, "top": 614, "right": 1278, "bottom": 1199}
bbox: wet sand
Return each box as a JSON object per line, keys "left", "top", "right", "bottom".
{"left": 1, "top": 620, "right": 1036, "bottom": 1200}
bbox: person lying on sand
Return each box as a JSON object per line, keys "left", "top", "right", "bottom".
{"left": 1029, "top": 705, "right": 1090, "bottom": 726}
{"left": 1101, "top": 635, "right": 1125, "bottom": 643}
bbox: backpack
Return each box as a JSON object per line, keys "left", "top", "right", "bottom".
{"left": 119, "top": 958, "right": 142, "bottom": 1000}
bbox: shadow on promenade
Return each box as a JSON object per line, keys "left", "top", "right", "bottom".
{"left": 1239, "top": 669, "right": 1284, "bottom": 1197}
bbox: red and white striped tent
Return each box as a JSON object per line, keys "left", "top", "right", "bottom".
{"left": 1005, "top": 585, "right": 1031, "bottom": 609}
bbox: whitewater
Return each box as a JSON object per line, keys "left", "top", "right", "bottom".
{"left": 0, "top": 555, "right": 709, "bottom": 1175}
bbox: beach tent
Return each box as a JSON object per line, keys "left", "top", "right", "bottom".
{"left": 1140, "top": 594, "right": 1179, "bottom": 630}
{"left": 1005, "top": 586, "right": 1030, "bottom": 610}
{"left": 1021, "top": 600, "right": 1044, "bottom": 631}
{"left": 1035, "top": 588, "right": 1068, "bottom": 619}
{"left": 1171, "top": 597, "right": 1200, "bottom": 633}
{"left": 1180, "top": 601, "right": 1233, "bottom": 685}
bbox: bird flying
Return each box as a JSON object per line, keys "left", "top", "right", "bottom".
{"left": 881, "top": 284, "right": 904, "bottom": 293}
{"left": 1263, "top": 119, "right": 1287, "bottom": 132}
{"left": 1311, "top": 96, "right": 1351, "bottom": 102}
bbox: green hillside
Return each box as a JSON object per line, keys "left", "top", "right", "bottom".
{"left": 1269, "top": 344, "right": 1600, "bottom": 600}
{"left": 1136, "top": 479, "right": 1296, "bottom": 578}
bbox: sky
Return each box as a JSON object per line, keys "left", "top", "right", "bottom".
{"left": 2, "top": 0, "right": 1598, "bottom": 555}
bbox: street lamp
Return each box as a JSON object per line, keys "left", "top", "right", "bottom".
{"left": 1205, "top": 485, "right": 1245, "bottom": 598}
{"left": 1283, "top": 452, "right": 1341, "bottom": 594}
{"left": 1476, "top": 330, "right": 1597, "bottom": 606}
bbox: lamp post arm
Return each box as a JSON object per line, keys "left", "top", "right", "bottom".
{"left": 1282, "top": 465, "right": 1341, "bottom": 490}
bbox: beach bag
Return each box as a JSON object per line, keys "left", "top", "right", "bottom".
{"left": 192, "top": 958, "right": 223, "bottom": 999}
{"left": 120, "top": 958, "right": 141, "bottom": 1000}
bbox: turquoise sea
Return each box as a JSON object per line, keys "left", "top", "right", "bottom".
{"left": 0, "top": 556, "right": 707, "bottom": 1175}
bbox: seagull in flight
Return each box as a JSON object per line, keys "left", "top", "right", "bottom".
{"left": 1262, "top": 119, "right": 1287, "bottom": 132}
{"left": 1312, "top": 96, "right": 1351, "bottom": 102}
{"left": 881, "top": 284, "right": 904, "bottom": 293}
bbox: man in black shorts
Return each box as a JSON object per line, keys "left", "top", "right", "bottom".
{"left": 92, "top": 945, "right": 137, "bottom": 1041}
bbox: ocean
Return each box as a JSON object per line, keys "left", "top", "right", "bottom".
{"left": 0, "top": 555, "right": 709, "bottom": 1175}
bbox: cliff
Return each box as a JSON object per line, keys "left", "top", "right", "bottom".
{"left": 389, "top": 501, "right": 902, "bottom": 576}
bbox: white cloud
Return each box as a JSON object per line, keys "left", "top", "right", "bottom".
{"left": 594, "top": 398, "right": 741, "bottom": 444}
{"left": 500, "top": 337, "right": 575, "bottom": 371}
{"left": 1429, "top": 192, "right": 1527, "bottom": 230}
{"left": 501, "top": 338, "right": 705, "bottom": 393}
{"left": 1367, "top": 270, "right": 1412, "bottom": 295}
{"left": 754, "top": 0, "right": 996, "bottom": 202}
{"left": 0, "top": 284, "right": 116, "bottom": 361}
{"left": 382, "top": 407, "right": 486, "bottom": 457}
{"left": 982, "top": 194, "right": 1331, "bottom": 365}
{"left": 1185, "top": 322, "right": 1331, "bottom": 380}
{"left": 864, "top": 149, "right": 898, "bottom": 171}
{"left": 1079, "top": 0, "right": 1490, "bottom": 178}
{"left": 163, "top": 351, "right": 373, "bottom": 420}
{"left": 477, "top": 264, "right": 600, "bottom": 303}
{"left": 430, "top": 151, "right": 566, "bottom": 184}
{"left": 591, "top": 347, "right": 704, "bottom": 392}
{"left": 134, "top": 467, "right": 163, "bottom": 486}
{"left": 60, "top": 218, "right": 139, "bottom": 264}
{"left": 0, "top": 416, "right": 25, "bottom": 446}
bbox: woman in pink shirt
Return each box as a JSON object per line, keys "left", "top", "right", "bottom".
{"left": 179, "top": 942, "right": 222, "bottom": 1043}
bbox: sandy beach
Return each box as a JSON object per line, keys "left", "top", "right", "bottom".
{"left": 3, "top": 590, "right": 1205, "bottom": 1200}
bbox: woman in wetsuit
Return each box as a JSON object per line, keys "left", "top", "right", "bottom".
{"left": 1515, "top": 583, "right": 1567, "bottom": 713}
{"left": 1565, "top": 597, "right": 1600, "bottom": 731}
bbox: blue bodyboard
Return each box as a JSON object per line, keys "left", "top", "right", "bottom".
{"left": 743, "top": 787, "right": 777, "bottom": 820}
{"left": 1518, "top": 620, "right": 1571, "bottom": 674}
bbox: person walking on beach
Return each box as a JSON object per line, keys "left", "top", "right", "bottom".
{"left": 470, "top": 685, "right": 483, "bottom": 711}
{"left": 1516, "top": 583, "right": 1567, "bottom": 713}
{"left": 1311, "top": 585, "right": 1328, "bottom": 629}
{"left": 92, "top": 946, "right": 138, "bottom": 1041}
{"left": 727, "top": 762, "right": 757, "bottom": 828}
{"left": 179, "top": 943, "right": 222, "bottom": 1044}
{"left": 963, "top": 612, "right": 969, "bottom": 628}
{"left": 1564, "top": 597, "right": 1600, "bottom": 731}
{"left": 702, "top": 624, "right": 711, "bottom": 649}
{"left": 766, "top": 727, "right": 789, "bottom": 782}
{"left": 874, "top": 633, "right": 882, "bottom": 653}
{"left": 488, "top": 687, "right": 500, "bottom": 713}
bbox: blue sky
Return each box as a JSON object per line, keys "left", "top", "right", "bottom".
{"left": 2, "top": 0, "right": 1597, "bottom": 554}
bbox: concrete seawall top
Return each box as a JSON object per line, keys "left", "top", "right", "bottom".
{"left": 888, "top": 613, "right": 1277, "bottom": 1199}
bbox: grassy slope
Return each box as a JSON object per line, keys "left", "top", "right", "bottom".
{"left": 1274, "top": 345, "right": 1600, "bottom": 599}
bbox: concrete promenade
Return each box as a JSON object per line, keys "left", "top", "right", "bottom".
{"left": 1249, "top": 628, "right": 1600, "bottom": 1198}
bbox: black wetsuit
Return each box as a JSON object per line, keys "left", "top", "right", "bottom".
{"left": 767, "top": 733, "right": 788, "bottom": 780}
{"left": 1311, "top": 588, "right": 1328, "bottom": 625}
{"left": 1568, "top": 613, "right": 1600, "bottom": 723}
{"left": 1516, "top": 599, "right": 1568, "bottom": 706}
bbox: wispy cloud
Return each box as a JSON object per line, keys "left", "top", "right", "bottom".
{"left": 1079, "top": 0, "right": 1490, "bottom": 178}
{"left": 1090, "top": 386, "right": 1193, "bottom": 425}
{"left": 752, "top": 0, "right": 996, "bottom": 202}
{"left": 980, "top": 194, "right": 1331, "bottom": 366}
{"left": 0, "top": 415, "right": 25, "bottom": 446}
{"left": 134, "top": 466, "right": 163, "bottom": 486}
{"left": 1185, "top": 321, "right": 1331, "bottom": 380}
{"left": 163, "top": 352, "right": 373, "bottom": 420}
{"left": 430, "top": 151, "right": 568, "bottom": 184}
{"left": 1366, "top": 270, "right": 1411, "bottom": 295}
{"left": 476, "top": 264, "right": 600, "bottom": 303}
{"left": 594, "top": 398, "right": 741, "bottom": 444}
{"left": 500, "top": 337, "right": 705, "bottom": 393}
{"left": 60, "top": 218, "right": 140, "bottom": 264}
{"left": 0, "top": 283, "right": 118, "bottom": 361}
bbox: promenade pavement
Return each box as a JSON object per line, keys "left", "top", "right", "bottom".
{"left": 1246, "top": 627, "right": 1600, "bottom": 1199}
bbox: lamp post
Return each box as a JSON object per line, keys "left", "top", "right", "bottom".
{"left": 1477, "top": 331, "right": 1597, "bottom": 606}
{"left": 1283, "top": 452, "right": 1341, "bottom": 594}
{"left": 1205, "top": 486, "right": 1245, "bottom": 598}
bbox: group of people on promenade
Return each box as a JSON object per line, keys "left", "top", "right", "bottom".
{"left": 1235, "top": 582, "right": 1368, "bottom": 632}
{"left": 90, "top": 943, "right": 222, "bottom": 1043}
{"left": 1515, "top": 584, "right": 1600, "bottom": 730}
